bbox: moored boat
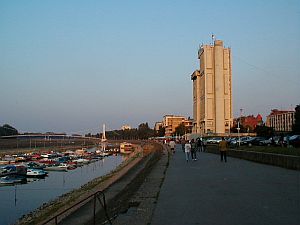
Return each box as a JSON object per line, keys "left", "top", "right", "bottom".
{"left": 0, "top": 165, "right": 27, "bottom": 177}
{"left": 26, "top": 162, "right": 46, "bottom": 170}
{"left": 26, "top": 169, "right": 48, "bottom": 177}
{"left": 44, "top": 165, "right": 67, "bottom": 172}
{"left": 0, "top": 175, "right": 27, "bottom": 185}
{"left": 73, "top": 158, "right": 90, "bottom": 165}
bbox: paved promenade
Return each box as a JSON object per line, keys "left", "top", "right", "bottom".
{"left": 151, "top": 145, "right": 300, "bottom": 225}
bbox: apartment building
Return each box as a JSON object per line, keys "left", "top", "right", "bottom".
{"left": 191, "top": 39, "right": 233, "bottom": 135}
{"left": 266, "top": 109, "right": 295, "bottom": 132}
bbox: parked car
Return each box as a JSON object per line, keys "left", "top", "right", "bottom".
{"left": 259, "top": 137, "right": 273, "bottom": 146}
{"left": 206, "top": 137, "right": 222, "bottom": 144}
{"left": 289, "top": 135, "right": 300, "bottom": 147}
{"left": 245, "top": 137, "right": 266, "bottom": 146}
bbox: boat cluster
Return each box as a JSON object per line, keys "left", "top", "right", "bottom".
{"left": 0, "top": 148, "right": 114, "bottom": 185}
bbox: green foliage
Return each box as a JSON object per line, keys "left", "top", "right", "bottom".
{"left": 239, "top": 146, "right": 300, "bottom": 157}
{"left": 174, "top": 123, "right": 186, "bottom": 136}
{"left": 292, "top": 104, "right": 300, "bottom": 134}
{"left": 156, "top": 127, "right": 165, "bottom": 137}
{"left": 254, "top": 125, "right": 274, "bottom": 137}
{"left": 0, "top": 124, "right": 18, "bottom": 137}
{"left": 101, "top": 122, "right": 155, "bottom": 140}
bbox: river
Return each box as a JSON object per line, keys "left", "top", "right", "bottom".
{"left": 0, "top": 154, "right": 124, "bottom": 225}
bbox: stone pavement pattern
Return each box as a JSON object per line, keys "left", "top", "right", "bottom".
{"left": 151, "top": 145, "right": 300, "bottom": 225}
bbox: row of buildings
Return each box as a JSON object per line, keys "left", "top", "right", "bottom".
{"left": 153, "top": 109, "right": 295, "bottom": 137}
{"left": 153, "top": 38, "right": 296, "bottom": 137}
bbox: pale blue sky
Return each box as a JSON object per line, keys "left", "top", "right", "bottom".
{"left": 1, "top": 0, "right": 300, "bottom": 134}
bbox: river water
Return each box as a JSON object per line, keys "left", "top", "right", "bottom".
{"left": 0, "top": 154, "right": 124, "bottom": 225}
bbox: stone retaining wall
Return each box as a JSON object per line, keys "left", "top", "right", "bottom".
{"left": 206, "top": 147, "right": 300, "bottom": 170}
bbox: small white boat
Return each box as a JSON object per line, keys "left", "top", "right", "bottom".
{"left": 26, "top": 169, "right": 48, "bottom": 177}
{"left": 44, "top": 166, "right": 67, "bottom": 172}
{"left": 0, "top": 175, "right": 26, "bottom": 185}
{"left": 73, "top": 158, "right": 90, "bottom": 165}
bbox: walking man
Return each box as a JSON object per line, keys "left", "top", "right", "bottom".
{"left": 197, "top": 138, "right": 203, "bottom": 152}
{"left": 219, "top": 137, "right": 228, "bottom": 162}
{"left": 181, "top": 139, "right": 186, "bottom": 152}
{"left": 190, "top": 139, "right": 197, "bottom": 161}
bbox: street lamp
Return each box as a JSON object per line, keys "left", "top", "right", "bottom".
{"left": 237, "top": 121, "right": 241, "bottom": 147}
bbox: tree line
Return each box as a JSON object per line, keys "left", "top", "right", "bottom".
{"left": 2, "top": 105, "right": 299, "bottom": 139}
{"left": 85, "top": 122, "right": 156, "bottom": 140}
{"left": 0, "top": 124, "right": 19, "bottom": 137}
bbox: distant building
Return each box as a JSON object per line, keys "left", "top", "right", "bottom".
{"left": 191, "top": 39, "right": 233, "bottom": 135}
{"left": 266, "top": 109, "right": 295, "bottom": 132}
{"left": 154, "top": 122, "right": 163, "bottom": 132}
{"left": 121, "top": 125, "right": 131, "bottom": 130}
{"left": 233, "top": 114, "right": 263, "bottom": 132}
{"left": 162, "top": 115, "right": 192, "bottom": 137}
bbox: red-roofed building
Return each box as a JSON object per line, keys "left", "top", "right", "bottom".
{"left": 233, "top": 114, "right": 263, "bottom": 132}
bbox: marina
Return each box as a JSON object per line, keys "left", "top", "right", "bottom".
{"left": 0, "top": 147, "right": 124, "bottom": 225}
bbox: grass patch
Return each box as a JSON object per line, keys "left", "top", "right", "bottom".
{"left": 236, "top": 146, "right": 300, "bottom": 157}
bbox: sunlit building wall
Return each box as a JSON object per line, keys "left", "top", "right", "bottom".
{"left": 191, "top": 39, "right": 233, "bottom": 135}
{"left": 266, "top": 109, "right": 295, "bottom": 132}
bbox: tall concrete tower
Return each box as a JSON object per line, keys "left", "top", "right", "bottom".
{"left": 191, "top": 39, "right": 233, "bottom": 135}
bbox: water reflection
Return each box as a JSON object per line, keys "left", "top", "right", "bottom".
{"left": 0, "top": 155, "right": 123, "bottom": 225}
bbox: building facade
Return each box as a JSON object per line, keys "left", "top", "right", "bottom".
{"left": 266, "top": 109, "right": 295, "bottom": 132}
{"left": 154, "top": 122, "right": 163, "bottom": 132}
{"left": 191, "top": 39, "right": 233, "bottom": 135}
{"left": 121, "top": 125, "right": 131, "bottom": 130}
{"left": 233, "top": 114, "right": 263, "bottom": 132}
{"left": 158, "top": 115, "right": 193, "bottom": 137}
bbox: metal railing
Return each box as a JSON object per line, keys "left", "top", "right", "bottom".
{"left": 42, "top": 190, "right": 112, "bottom": 225}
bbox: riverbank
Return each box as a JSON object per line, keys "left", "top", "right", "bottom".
{"left": 15, "top": 142, "right": 163, "bottom": 225}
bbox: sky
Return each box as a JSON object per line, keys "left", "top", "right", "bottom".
{"left": 1, "top": 0, "right": 300, "bottom": 134}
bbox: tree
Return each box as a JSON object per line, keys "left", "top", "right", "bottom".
{"left": 254, "top": 125, "right": 273, "bottom": 137}
{"left": 0, "top": 124, "right": 18, "bottom": 136}
{"left": 292, "top": 104, "right": 300, "bottom": 134}
{"left": 138, "top": 122, "right": 154, "bottom": 139}
{"left": 156, "top": 127, "right": 165, "bottom": 137}
{"left": 174, "top": 123, "right": 187, "bottom": 136}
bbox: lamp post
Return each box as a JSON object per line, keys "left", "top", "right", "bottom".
{"left": 237, "top": 121, "right": 241, "bottom": 147}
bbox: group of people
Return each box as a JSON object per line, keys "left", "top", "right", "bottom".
{"left": 169, "top": 137, "right": 229, "bottom": 163}
{"left": 180, "top": 138, "right": 206, "bottom": 162}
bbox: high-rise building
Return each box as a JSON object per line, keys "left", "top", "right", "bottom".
{"left": 191, "top": 39, "right": 233, "bottom": 135}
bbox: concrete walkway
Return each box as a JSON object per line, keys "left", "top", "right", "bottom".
{"left": 151, "top": 145, "right": 300, "bottom": 225}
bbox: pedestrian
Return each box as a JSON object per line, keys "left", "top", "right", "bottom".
{"left": 190, "top": 139, "right": 197, "bottom": 161}
{"left": 184, "top": 140, "right": 191, "bottom": 162}
{"left": 196, "top": 138, "right": 202, "bottom": 152}
{"left": 169, "top": 139, "right": 176, "bottom": 154}
{"left": 202, "top": 139, "right": 206, "bottom": 152}
{"left": 181, "top": 139, "right": 186, "bottom": 152}
{"left": 219, "top": 137, "right": 228, "bottom": 162}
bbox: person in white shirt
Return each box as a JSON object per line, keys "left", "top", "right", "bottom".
{"left": 184, "top": 141, "right": 191, "bottom": 162}
{"left": 169, "top": 140, "right": 176, "bottom": 153}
